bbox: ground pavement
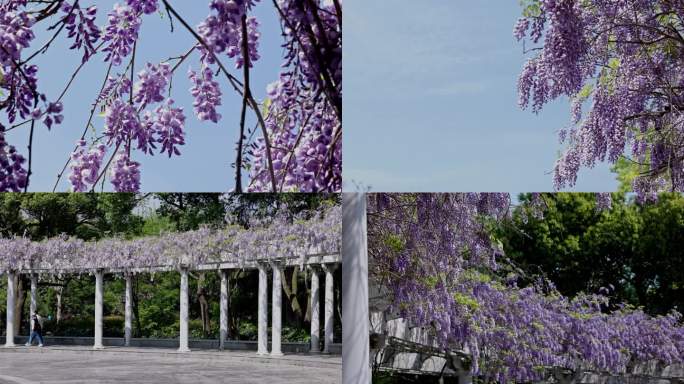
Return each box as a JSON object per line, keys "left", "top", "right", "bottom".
{"left": 0, "top": 346, "right": 342, "bottom": 384}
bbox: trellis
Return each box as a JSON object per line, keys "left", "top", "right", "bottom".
{"left": 1, "top": 206, "right": 341, "bottom": 355}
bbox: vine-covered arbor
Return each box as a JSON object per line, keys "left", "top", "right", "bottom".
{"left": 1, "top": 206, "right": 341, "bottom": 355}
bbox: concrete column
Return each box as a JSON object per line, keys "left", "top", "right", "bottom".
{"left": 30, "top": 274, "right": 38, "bottom": 330}
{"left": 178, "top": 267, "right": 190, "bottom": 352}
{"left": 219, "top": 269, "right": 229, "bottom": 350}
{"left": 323, "top": 263, "right": 337, "bottom": 354}
{"left": 342, "top": 193, "right": 370, "bottom": 383}
{"left": 124, "top": 273, "right": 133, "bottom": 347}
{"left": 94, "top": 270, "right": 104, "bottom": 349}
{"left": 5, "top": 271, "right": 16, "bottom": 347}
{"left": 310, "top": 266, "right": 321, "bottom": 353}
{"left": 256, "top": 264, "right": 268, "bottom": 355}
{"left": 271, "top": 262, "right": 283, "bottom": 356}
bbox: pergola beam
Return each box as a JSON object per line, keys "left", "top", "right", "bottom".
{"left": 13, "top": 252, "right": 341, "bottom": 276}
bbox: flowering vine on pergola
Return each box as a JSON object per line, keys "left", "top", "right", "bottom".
{"left": 0, "top": 205, "right": 341, "bottom": 274}
{"left": 368, "top": 193, "right": 684, "bottom": 382}
{"left": 2, "top": 205, "right": 341, "bottom": 355}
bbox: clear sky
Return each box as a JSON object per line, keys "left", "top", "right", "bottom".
{"left": 5, "top": 1, "right": 284, "bottom": 192}
{"left": 343, "top": 0, "right": 619, "bottom": 192}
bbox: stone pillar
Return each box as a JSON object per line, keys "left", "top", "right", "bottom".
{"left": 124, "top": 273, "right": 133, "bottom": 347}
{"left": 256, "top": 264, "right": 268, "bottom": 355}
{"left": 323, "top": 263, "right": 337, "bottom": 354}
{"left": 94, "top": 270, "right": 104, "bottom": 349}
{"left": 29, "top": 274, "right": 38, "bottom": 331}
{"left": 5, "top": 271, "right": 16, "bottom": 347}
{"left": 178, "top": 267, "right": 190, "bottom": 352}
{"left": 342, "top": 193, "right": 370, "bottom": 383}
{"left": 219, "top": 269, "right": 229, "bottom": 350}
{"left": 310, "top": 266, "right": 321, "bottom": 353}
{"left": 271, "top": 262, "right": 283, "bottom": 356}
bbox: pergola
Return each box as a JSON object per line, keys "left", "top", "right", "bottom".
{"left": 1, "top": 206, "right": 341, "bottom": 356}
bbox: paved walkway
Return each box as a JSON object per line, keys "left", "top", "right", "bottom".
{"left": 0, "top": 346, "right": 342, "bottom": 384}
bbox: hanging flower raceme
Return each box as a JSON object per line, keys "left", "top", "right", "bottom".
{"left": 109, "top": 152, "right": 141, "bottom": 192}
{"left": 197, "top": 0, "right": 261, "bottom": 68}
{"left": 134, "top": 62, "right": 171, "bottom": 108}
{"left": 60, "top": 1, "right": 101, "bottom": 63}
{"left": 68, "top": 140, "right": 107, "bottom": 192}
{"left": 188, "top": 66, "right": 222, "bottom": 123}
{"left": 153, "top": 99, "right": 186, "bottom": 157}
{"left": 516, "top": 0, "right": 684, "bottom": 197}
{"left": 102, "top": 3, "right": 141, "bottom": 66}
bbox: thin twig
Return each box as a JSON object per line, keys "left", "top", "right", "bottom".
{"left": 52, "top": 61, "right": 113, "bottom": 192}
{"left": 161, "top": 0, "right": 277, "bottom": 191}
{"left": 24, "top": 120, "right": 35, "bottom": 192}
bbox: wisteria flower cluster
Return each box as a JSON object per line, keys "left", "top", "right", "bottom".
{"left": 197, "top": 0, "right": 260, "bottom": 68}
{"left": 516, "top": 0, "right": 684, "bottom": 196}
{"left": 0, "top": 0, "right": 341, "bottom": 192}
{"left": 68, "top": 139, "right": 106, "bottom": 192}
{"left": 247, "top": 0, "right": 342, "bottom": 192}
{"left": 368, "top": 193, "right": 684, "bottom": 382}
{"left": 188, "top": 66, "right": 222, "bottom": 123}
{"left": 60, "top": 1, "right": 100, "bottom": 63}
{"left": 0, "top": 204, "right": 340, "bottom": 273}
{"left": 0, "top": 125, "right": 27, "bottom": 191}
{"left": 71, "top": 61, "right": 186, "bottom": 191}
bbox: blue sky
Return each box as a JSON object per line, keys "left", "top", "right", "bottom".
{"left": 5, "top": 1, "right": 284, "bottom": 192}
{"left": 343, "top": 0, "right": 618, "bottom": 192}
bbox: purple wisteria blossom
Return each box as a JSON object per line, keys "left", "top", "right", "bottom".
{"left": 197, "top": 0, "right": 261, "bottom": 68}
{"left": 68, "top": 140, "right": 107, "bottom": 192}
{"left": 369, "top": 193, "right": 684, "bottom": 382}
{"left": 126, "top": 0, "right": 158, "bottom": 15}
{"left": 103, "top": 99, "right": 144, "bottom": 148}
{"left": 0, "top": 127, "right": 28, "bottom": 192}
{"left": 102, "top": 3, "right": 140, "bottom": 66}
{"left": 153, "top": 100, "right": 186, "bottom": 157}
{"left": 134, "top": 62, "right": 171, "bottom": 108}
{"left": 110, "top": 152, "right": 141, "bottom": 192}
{"left": 188, "top": 66, "right": 222, "bottom": 123}
{"left": 60, "top": 1, "right": 101, "bottom": 63}
{"left": 516, "top": 0, "right": 684, "bottom": 196}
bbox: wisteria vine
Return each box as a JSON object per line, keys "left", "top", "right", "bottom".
{"left": 368, "top": 193, "right": 684, "bottom": 382}
{"left": 0, "top": 0, "right": 341, "bottom": 192}
{"left": 516, "top": 0, "right": 684, "bottom": 196}
{"left": 0, "top": 204, "right": 340, "bottom": 273}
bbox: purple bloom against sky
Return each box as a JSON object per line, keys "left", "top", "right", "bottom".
{"left": 102, "top": 3, "right": 140, "bottom": 66}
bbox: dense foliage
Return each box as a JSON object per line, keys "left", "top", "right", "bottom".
{"left": 516, "top": 0, "right": 684, "bottom": 196}
{"left": 0, "top": 0, "right": 341, "bottom": 192}
{"left": 498, "top": 193, "right": 684, "bottom": 316}
{"left": 368, "top": 193, "right": 684, "bottom": 382}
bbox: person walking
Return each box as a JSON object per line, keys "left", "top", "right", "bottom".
{"left": 25, "top": 312, "right": 44, "bottom": 347}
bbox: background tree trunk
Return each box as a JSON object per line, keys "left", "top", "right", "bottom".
{"left": 55, "top": 285, "right": 63, "bottom": 323}
{"left": 197, "top": 272, "right": 210, "bottom": 337}
{"left": 14, "top": 276, "right": 25, "bottom": 336}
